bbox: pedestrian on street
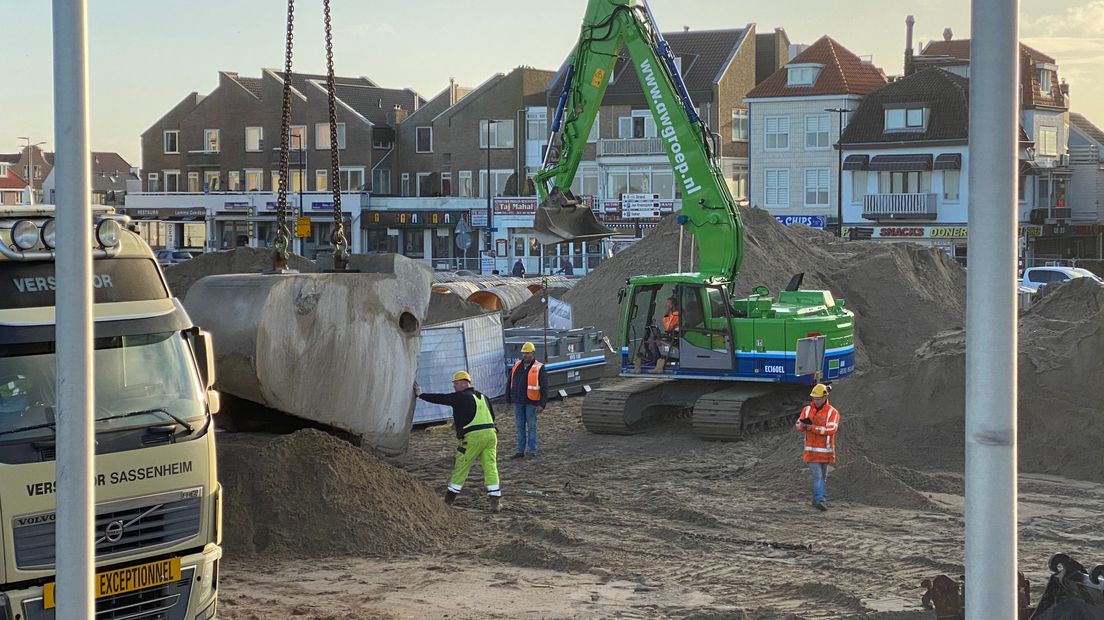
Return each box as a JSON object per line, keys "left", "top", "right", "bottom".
{"left": 512, "top": 258, "right": 526, "bottom": 278}
{"left": 795, "top": 383, "right": 840, "bottom": 511}
{"left": 506, "top": 341, "right": 548, "bottom": 458}
{"left": 414, "top": 371, "right": 502, "bottom": 511}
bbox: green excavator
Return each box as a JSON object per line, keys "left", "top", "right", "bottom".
{"left": 531, "top": 0, "right": 856, "bottom": 439}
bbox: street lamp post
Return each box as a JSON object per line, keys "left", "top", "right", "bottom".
{"left": 824, "top": 108, "right": 852, "bottom": 238}
{"left": 485, "top": 118, "right": 500, "bottom": 254}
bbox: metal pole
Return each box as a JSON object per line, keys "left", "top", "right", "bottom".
{"left": 52, "top": 0, "right": 95, "bottom": 616}
{"left": 486, "top": 119, "right": 493, "bottom": 251}
{"left": 966, "top": 0, "right": 1019, "bottom": 617}
{"left": 836, "top": 119, "right": 843, "bottom": 237}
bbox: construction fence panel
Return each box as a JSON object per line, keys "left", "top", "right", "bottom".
{"left": 414, "top": 326, "right": 466, "bottom": 425}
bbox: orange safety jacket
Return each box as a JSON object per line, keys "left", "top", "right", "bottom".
{"left": 510, "top": 360, "right": 545, "bottom": 403}
{"left": 796, "top": 400, "right": 840, "bottom": 463}
{"left": 662, "top": 310, "right": 680, "bottom": 333}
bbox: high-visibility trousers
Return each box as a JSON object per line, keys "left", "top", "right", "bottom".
{"left": 447, "top": 428, "right": 501, "bottom": 497}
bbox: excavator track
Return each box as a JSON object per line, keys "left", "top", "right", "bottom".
{"left": 692, "top": 385, "right": 809, "bottom": 441}
{"left": 581, "top": 378, "right": 725, "bottom": 435}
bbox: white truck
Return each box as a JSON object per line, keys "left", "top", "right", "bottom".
{"left": 0, "top": 205, "right": 221, "bottom": 619}
{"left": 1020, "top": 266, "right": 1104, "bottom": 293}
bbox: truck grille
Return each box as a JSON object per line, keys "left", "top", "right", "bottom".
{"left": 22, "top": 566, "right": 195, "bottom": 620}
{"left": 13, "top": 488, "right": 203, "bottom": 570}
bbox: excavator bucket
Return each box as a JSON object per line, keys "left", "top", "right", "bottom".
{"left": 532, "top": 186, "right": 615, "bottom": 246}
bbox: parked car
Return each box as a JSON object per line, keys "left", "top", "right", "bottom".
{"left": 1019, "top": 266, "right": 1104, "bottom": 292}
{"left": 155, "top": 249, "right": 198, "bottom": 267}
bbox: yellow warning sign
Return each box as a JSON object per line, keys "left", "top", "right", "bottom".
{"left": 591, "top": 68, "right": 605, "bottom": 88}
{"left": 295, "top": 216, "right": 312, "bottom": 238}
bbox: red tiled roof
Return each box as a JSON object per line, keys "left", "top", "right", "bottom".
{"left": 917, "top": 39, "right": 1065, "bottom": 110}
{"left": 745, "top": 36, "right": 887, "bottom": 99}
{"left": 0, "top": 165, "right": 27, "bottom": 190}
{"left": 920, "top": 39, "right": 1056, "bottom": 65}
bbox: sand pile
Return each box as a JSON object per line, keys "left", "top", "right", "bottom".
{"left": 218, "top": 429, "right": 465, "bottom": 558}
{"left": 164, "top": 247, "right": 318, "bottom": 298}
{"left": 563, "top": 207, "right": 966, "bottom": 370}
{"left": 425, "top": 291, "right": 490, "bottom": 325}
{"left": 836, "top": 277, "right": 1104, "bottom": 480}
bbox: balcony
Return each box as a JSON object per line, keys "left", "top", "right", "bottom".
{"left": 597, "top": 137, "right": 665, "bottom": 157}
{"left": 862, "top": 193, "right": 938, "bottom": 221}
{"left": 184, "top": 150, "right": 220, "bottom": 168}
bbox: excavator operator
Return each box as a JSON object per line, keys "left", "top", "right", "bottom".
{"left": 635, "top": 297, "right": 680, "bottom": 374}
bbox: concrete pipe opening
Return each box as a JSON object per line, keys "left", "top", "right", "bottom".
{"left": 399, "top": 312, "right": 420, "bottom": 334}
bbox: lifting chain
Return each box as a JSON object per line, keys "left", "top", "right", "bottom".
{"left": 273, "top": 0, "right": 296, "bottom": 271}
{"left": 323, "top": 0, "right": 349, "bottom": 271}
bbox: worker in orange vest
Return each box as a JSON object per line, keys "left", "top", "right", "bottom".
{"left": 506, "top": 341, "right": 548, "bottom": 458}
{"left": 795, "top": 383, "right": 840, "bottom": 511}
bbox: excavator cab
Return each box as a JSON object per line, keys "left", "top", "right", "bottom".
{"left": 532, "top": 186, "right": 615, "bottom": 246}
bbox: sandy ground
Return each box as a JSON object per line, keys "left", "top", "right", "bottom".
{"left": 217, "top": 391, "right": 1104, "bottom": 619}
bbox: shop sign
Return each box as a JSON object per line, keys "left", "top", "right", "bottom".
{"left": 879, "top": 227, "right": 927, "bottom": 238}
{"left": 493, "top": 198, "right": 538, "bottom": 215}
{"left": 223, "top": 201, "right": 250, "bottom": 210}
{"left": 495, "top": 238, "right": 508, "bottom": 256}
{"left": 774, "top": 215, "right": 827, "bottom": 229}
{"left": 310, "top": 201, "right": 334, "bottom": 211}
{"left": 364, "top": 210, "right": 458, "bottom": 228}
{"left": 930, "top": 227, "right": 968, "bottom": 238}
{"left": 471, "top": 208, "right": 489, "bottom": 227}
{"left": 1020, "top": 225, "right": 1043, "bottom": 237}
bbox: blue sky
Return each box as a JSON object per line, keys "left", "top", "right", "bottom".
{"left": 4, "top": 0, "right": 1102, "bottom": 166}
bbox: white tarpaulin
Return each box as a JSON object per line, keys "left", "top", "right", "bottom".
{"left": 548, "top": 297, "right": 573, "bottom": 330}
{"left": 414, "top": 313, "right": 507, "bottom": 425}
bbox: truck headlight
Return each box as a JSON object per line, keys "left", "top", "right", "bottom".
{"left": 95, "top": 218, "right": 121, "bottom": 248}
{"left": 12, "top": 219, "right": 39, "bottom": 250}
{"left": 41, "top": 218, "right": 57, "bottom": 249}
{"left": 0, "top": 593, "right": 11, "bottom": 620}
{"left": 194, "top": 600, "right": 216, "bottom": 620}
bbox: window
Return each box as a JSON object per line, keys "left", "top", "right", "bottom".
{"left": 732, "top": 109, "right": 749, "bottom": 142}
{"left": 878, "top": 171, "right": 931, "bottom": 194}
{"left": 1038, "top": 68, "right": 1052, "bottom": 94}
{"left": 786, "top": 66, "right": 820, "bottom": 86}
{"left": 765, "top": 116, "right": 789, "bottom": 150}
{"left": 480, "top": 170, "right": 511, "bottom": 197}
{"left": 885, "top": 107, "right": 926, "bottom": 131}
{"left": 289, "top": 125, "right": 307, "bottom": 150}
{"left": 851, "top": 171, "right": 867, "bottom": 204}
{"left": 416, "top": 172, "right": 432, "bottom": 197}
{"left": 479, "top": 120, "right": 515, "bottom": 148}
{"left": 204, "top": 170, "right": 220, "bottom": 192}
{"left": 943, "top": 170, "right": 960, "bottom": 201}
{"left": 440, "top": 171, "right": 452, "bottom": 196}
{"left": 617, "top": 111, "right": 657, "bottom": 139}
{"left": 163, "top": 170, "right": 180, "bottom": 193}
{"left": 372, "top": 134, "right": 394, "bottom": 149}
{"left": 34, "top": 166, "right": 42, "bottom": 180}
{"left": 804, "top": 168, "right": 830, "bottom": 206}
{"left": 246, "top": 126, "right": 263, "bottom": 152}
{"left": 805, "top": 115, "right": 830, "bottom": 149}
{"left": 147, "top": 173, "right": 160, "bottom": 192}
{"left": 416, "top": 127, "right": 433, "bottom": 153}
{"left": 570, "top": 165, "right": 599, "bottom": 197}
{"left": 228, "top": 171, "right": 240, "bottom": 191}
{"left": 315, "top": 169, "right": 328, "bottom": 192}
{"left": 163, "top": 130, "right": 179, "bottom": 154}
{"left": 315, "top": 123, "right": 346, "bottom": 150}
{"left": 372, "top": 168, "right": 391, "bottom": 194}
{"left": 1018, "top": 175, "right": 1027, "bottom": 201}
{"left": 245, "top": 169, "right": 263, "bottom": 192}
{"left": 764, "top": 169, "right": 790, "bottom": 206}
{"left": 401, "top": 173, "right": 411, "bottom": 196}
{"left": 458, "top": 170, "right": 473, "bottom": 197}
{"left": 588, "top": 111, "right": 600, "bottom": 142}
{"left": 730, "top": 163, "right": 749, "bottom": 200}
{"left": 527, "top": 109, "right": 548, "bottom": 142}
{"left": 204, "top": 129, "right": 220, "bottom": 152}
{"left": 1039, "top": 126, "right": 1057, "bottom": 156}
{"left": 272, "top": 170, "right": 304, "bottom": 192}
{"left": 187, "top": 172, "right": 200, "bottom": 193}
{"left": 339, "top": 167, "right": 365, "bottom": 191}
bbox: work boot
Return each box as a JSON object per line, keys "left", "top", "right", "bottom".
{"left": 444, "top": 490, "right": 459, "bottom": 506}
{"left": 489, "top": 496, "right": 502, "bottom": 513}
{"left": 814, "top": 501, "right": 827, "bottom": 512}
{"left": 511, "top": 453, "right": 524, "bottom": 459}
{"left": 632, "top": 358, "right": 642, "bottom": 374}
{"left": 649, "top": 358, "right": 666, "bottom": 374}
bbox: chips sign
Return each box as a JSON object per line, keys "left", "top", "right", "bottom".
{"left": 774, "top": 215, "right": 827, "bottom": 229}
{"left": 295, "top": 216, "right": 312, "bottom": 238}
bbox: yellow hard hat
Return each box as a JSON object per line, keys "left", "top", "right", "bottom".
{"left": 452, "top": 370, "right": 472, "bottom": 382}
{"left": 810, "top": 383, "right": 830, "bottom": 398}
{"left": 520, "top": 342, "right": 536, "bottom": 353}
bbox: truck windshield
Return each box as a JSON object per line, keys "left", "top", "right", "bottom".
{"left": 0, "top": 331, "right": 205, "bottom": 440}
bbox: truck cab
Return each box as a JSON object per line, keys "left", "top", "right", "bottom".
{"left": 0, "top": 205, "right": 221, "bottom": 619}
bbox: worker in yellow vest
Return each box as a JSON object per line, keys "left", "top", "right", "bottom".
{"left": 506, "top": 341, "right": 548, "bottom": 458}
{"left": 415, "top": 371, "right": 501, "bottom": 511}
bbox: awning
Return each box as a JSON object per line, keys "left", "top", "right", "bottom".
{"left": 868, "top": 154, "right": 933, "bottom": 171}
{"left": 933, "top": 154, "right": 962, "bottom": 170}
{"left": 1020, "top": 160, "right": 1040, "bottom": 176}
{"left": 842, "top": 155, "right": 869, "bottom": 171}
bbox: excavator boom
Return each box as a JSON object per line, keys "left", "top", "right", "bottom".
{"left": 533, "top": 0, "right": 742, "bottom": 281}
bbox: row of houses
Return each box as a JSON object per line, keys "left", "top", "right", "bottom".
{"left": 110, "top": 17, "right": 1104, "bottom": 272}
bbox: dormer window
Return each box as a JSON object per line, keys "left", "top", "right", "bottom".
{"left": 786, "top": 63, "right": 822, "bottom": 87}
{"left": 1035, "top": 63, "right": 1056, "bottom": 94}
{"left": 885, "top": 106, "right": 927, "bottom": 131}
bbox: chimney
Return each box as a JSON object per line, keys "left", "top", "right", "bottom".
{"left": 449, "top": 77, "right": 456, "bottom": 105}
{"left": 683, "top": 26, "right": 689, "bottom": 32}
{"left": 388, "top": 105, "right": 408, "bottom": 125}
{"left": 943, "top": 27, "right": 953, "bottom": 41}
{"left": 904, "top": 15, "right": 915, "bottom": 77}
